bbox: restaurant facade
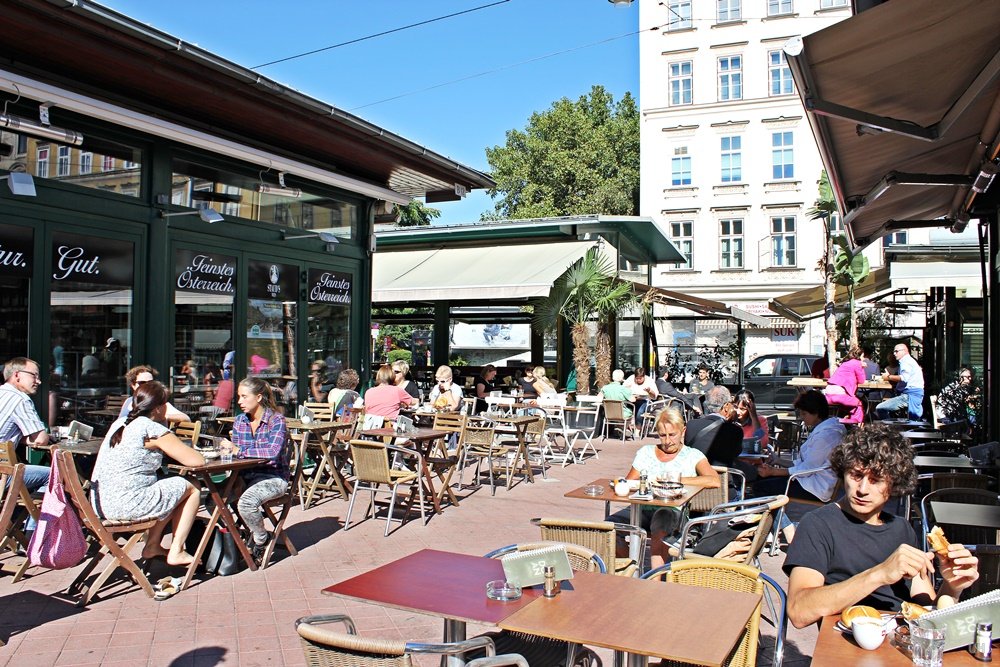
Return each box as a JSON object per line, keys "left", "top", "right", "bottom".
{"left": 0, "top": 0, "right": 493, "bottom": 427}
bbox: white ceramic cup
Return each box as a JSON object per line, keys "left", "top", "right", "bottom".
{"left": 614, "top": 480, "right": 631, "bottom": 497}
{"left": 852, "top": 617, "right": 885, "bottom": 650}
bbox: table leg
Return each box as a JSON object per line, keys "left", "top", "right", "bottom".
{"left": 628, "top": 504, "right": 642, "bottom": 564}
{"left": 203, "top": 471, "right": 258, "bottom": 573}
{"left": 418, "top": 457, "right": 443, "bottom": 514}
{"left": 626, "top": 652, "right": 648, "bottom": 667}
{"left": 442, "top": 619, "right": 467, "bottom": 667}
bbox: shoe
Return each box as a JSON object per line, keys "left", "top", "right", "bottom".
{"left": 250, "top": 532, "right": 272, "bottom": 565}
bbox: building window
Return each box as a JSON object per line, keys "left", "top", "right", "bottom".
{"left": 670, "top": 221, "right": 693, "bottom": 269}
{"left": 717, "top": 0, "right": 741, "bottom": 22}
{"left": 771, "top": 131, "right": 794, "bottom": 179}
{"left": 124, "top": 160, "right": 139, "bottom": 170}
{"left": 79, "top": 151, "right": 93, "bottom": 175}
{"left": 666, "top": 0, "right": 692, "bottom": 30}
{"left": 768, "top": 0, "right": 793, "bottom": 15}
{"left": 671, "top": 147, "right": 691, "bottom": 186}
{"left": 828, "top": 211, "right": 844, "bottom": 237}
{"left": 719, "top": 218, "right": 744, "bottom": 269}
{"left": 102, "top": 155, "right": 114, "bottom": 172}
{"left": 717, "top": 56, "right": 742, "bottom": 101}
{"left": 669, "top": 61, "right": 693, "bottom": 106}
{"left": 36, "top": 146, "right": 49, "bottom": 178}
{"left": 15, "top": 135, "right": 27, "bottom": 155}
{"left": 56, "top": 146, "right": 71, "bottom": 177}
{"left": 720, "top": 136, "right": 742, "bottom": 182}
{"left": 771, "top": 216, "right": 796, "bottom": 267}
{"left": 883, "top": 230, "right": 908, "bottom": 247}
{"left": 820, "top": 0, "right": 848, "bottom": 7}
{"left": 769, "top": 50, "right": 794, "bottom": 96}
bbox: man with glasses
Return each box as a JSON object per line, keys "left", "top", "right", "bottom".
{"left": 876, "top": 343, "right": 925, "bottom": 420}
{"left": 0, "top": 357, "right": 51, "bottom": 539}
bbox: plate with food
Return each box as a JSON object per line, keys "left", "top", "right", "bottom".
{"left": 836, "top": 606, "right": 897, "bottom": 634}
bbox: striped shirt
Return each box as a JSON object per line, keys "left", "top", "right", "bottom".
{"left": 0, "top": 383, "right": 45, "bottom": 445}
{"left": 231, "top": 407, "right": 290, "bottom": 480}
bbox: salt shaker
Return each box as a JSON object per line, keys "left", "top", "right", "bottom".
{"left": 639, "top": 471, "right": 649, "bottom": 496}
{"left": 543, "top": 565, "right": 559, "bottom": 597}
{"left": 971, "top": 622, "right": 993, "bottom": 662}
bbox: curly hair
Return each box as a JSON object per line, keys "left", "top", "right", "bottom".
{"left": 830, "top": 423, "right": 916, "bottom": 496}
{"left": 336, "top": 368, "right": 360, "bottom": 390}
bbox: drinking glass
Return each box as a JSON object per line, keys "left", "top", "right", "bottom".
{"left": 220, "top": 443, "right": 233, "bottom": 464}
{"left": 909, "top": 624, "right": 945, "bottom": 667}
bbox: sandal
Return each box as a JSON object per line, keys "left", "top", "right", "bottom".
{"left": 153, "top": 576, "right": 182, "bottom": 601}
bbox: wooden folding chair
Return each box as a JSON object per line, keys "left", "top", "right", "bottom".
{"left": 429, "top": 413, "right": 466, "bottom": 508}
{"left": 303, "top": 402, "right": 335, "bottom": 421}
{"left": 172, "top": 420, "right": 202, "bottom": 446}
{"left": 0, "top": 441, "right": 40, "bottom": 582}
{"left": 258, "top": 433, "right": 306, "bottom": 568}
{"left": 300, "top": 423, "right": 353, "bottom": 509}
{"left": 0, "top": 462, "right": 26, "bottom": 582}
{"left": 57, "top": 450, "right": 158, "bottom": 605}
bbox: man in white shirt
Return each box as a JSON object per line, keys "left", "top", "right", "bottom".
{"left": 624, "top": 367, "right": 659, "bottom": 418}
{"left": 876, "top": 343, "right": 925, "bottom": 419}
{"left": 0, "top": 357, "right": 51, "bottom": 535}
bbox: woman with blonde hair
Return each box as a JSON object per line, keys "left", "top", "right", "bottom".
{"left": 609, "top": 408, "right": 720, "bottom": 567}
{"left": 391, "top": 359, "right": 420, "bottom": 401}
{"left": 531, "top": 366, "right": 557, "bottom": 396}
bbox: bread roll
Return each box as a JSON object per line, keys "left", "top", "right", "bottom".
{"left": 842, "top": 605, "right": 882, "bottom": 628}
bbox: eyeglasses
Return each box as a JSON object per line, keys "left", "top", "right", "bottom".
{"left": 961, "top": 374, "right": 973, "bottom": 380}
{"left": 18, "top": 370, "right": 40, "bottom": 382}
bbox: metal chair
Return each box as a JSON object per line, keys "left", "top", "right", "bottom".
{"left": 57, "top": 450, "right": 158, "bottom": 606}
{"left": 569, "top": 400, "right": 601, "bottom": 463}
{"left": 532, "top": 516, "right": 646, "bottom": 577}
{"left": 601, "top": 399, "right": 635, "bottom": 443}
{"left": 535, "top": 398, "right": 580, "bottom": 467}
{"left": 295, "top": 613, "right": 527, "bottom": 667}
{"left": 689, "top": 466, "right": 746, "bottom": 514}
{"left": 921, "top": 487, "right": 1000, "bottom": 549}
{"left": 344, "top": 439, "right": 427, "bottom": 536}
{"left": 768, "top": 466, "right": 841, "bottom": 556}
{"left": 670, "top": 495, "right": 789, "bottom": 568}
{"left": 642, "top": 558, "right": 787, "bottom": 667}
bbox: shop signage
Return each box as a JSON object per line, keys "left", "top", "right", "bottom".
{"left": 175, "top": 249, "right": 235, "bottom": 294}
{"left": 0, "top": 224, "right": 32, "bottom": 278}
{"left": 308, "top": 268, "right": 351, "bottom": 304}
{"left": 248, "top": 260, "right": 296, "bottom": 300}
{"left": 52, "top": 231, "right": 133, "bottom": 286}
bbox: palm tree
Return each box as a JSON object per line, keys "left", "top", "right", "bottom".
{"left": 808, "top": 171, "right": 840, "bottom": 371}
{"left": 532, "top": 248, "right": 619, "bottom": 395}
{"left": 593, "top": 283, "right": 639, "bottom": 389}
{"left": 831, "top": 235, "right": 870, "bottom": 348}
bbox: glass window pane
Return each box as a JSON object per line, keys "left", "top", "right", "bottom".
{"left": 307, "top": 268, "right": 353, "bottom": 402}
{"left": 247, "top": 260, "right": 299, "bottom": 415}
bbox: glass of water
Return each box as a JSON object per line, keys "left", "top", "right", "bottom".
{"left": 909, "top": 624, "right": 945, "bottom": 667}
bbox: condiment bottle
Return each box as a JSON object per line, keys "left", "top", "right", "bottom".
{"left": 971, "top": 622, "right": 993, "bottom": 662}
{"left": 543, "top": 565, "right": 559, "bottom": 597}
{"left": 639, "top": 471, "right": 648, "bottom": 496}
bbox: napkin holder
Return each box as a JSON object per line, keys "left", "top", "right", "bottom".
{"left": 297, "top": 405, "right": 315, "bottom": 424}
{"left": 394, "top": 415, "right": 414, "bottom": 433}
{"left": 915, "top": 589, "right": 1000, "bottom": 650}
{"left": 68, "top": 420, "right": 94, "bottom": 441}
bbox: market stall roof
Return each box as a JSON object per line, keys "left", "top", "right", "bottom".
{"left": 633, "top": 283, "right": 771, "bottom": 328}
{"left": 373, "top": 241, "right": 604, "bottom": 304}
{"left": 375, "top": 215, "right": 687, "bottom": 266}
{"left": 768, "top": 268, "right": 894, "bottom": 322}
{"left": 785, "top": 0, "right": 1000, "bottom": 249}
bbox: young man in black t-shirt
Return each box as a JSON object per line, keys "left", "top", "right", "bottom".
{"left": 784, "top": 424, "right": 979, "bottom": 628}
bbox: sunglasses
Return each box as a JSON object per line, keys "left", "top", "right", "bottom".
{"left": 136, "top": 379, "right": 151, "bottom": 385}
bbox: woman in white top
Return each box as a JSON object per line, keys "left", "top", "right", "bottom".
{"left": 610, "top": 408, "right": 720, "bottom": 567}
{"left": 531, "top": 366, "right": 557, "bottom": 396}
{"left": 428, "top": 365, "right": 463, "bottom": 411}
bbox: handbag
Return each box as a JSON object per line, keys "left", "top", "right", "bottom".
{"left": 202, "top": 525, "right": 245, "bottom": 576}
{"left": 27, "top": 453, "right": 88, "bottom": 569}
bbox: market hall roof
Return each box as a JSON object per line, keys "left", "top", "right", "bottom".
{"left": 0, "top": 0, "right": 494, "bottom": 203}
{"left": 785, "top": 0, "right": 1000, "bottom": 249}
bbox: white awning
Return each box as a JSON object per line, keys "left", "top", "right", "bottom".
{"left": 372, "top": 241, "right": 601, "bottom": 303}
{"left": 890, "top": 261, "right": 983, "bottom": 291}
{"left": 769, "top": 268, "right": 894, "bottom": 322}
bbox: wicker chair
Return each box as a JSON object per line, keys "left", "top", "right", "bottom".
{"left": 478, "top": 542, "right": 604, "bottom": 666}
{"left": 642, "top": 558, "right": 786, "bottom": 667}
{"left": 767, "top": 466, "right": 841, "bottom": 556}
{"left": 532, "top": 516, "right": 646, "bottom": 577}
{"left": 689, "top": 466, "right": 747, "bottom": 514}
{"left": 459, "top": 420, "right": 510, "bottom": 495}
{"left": 295, "top": 613, "right": 528, "bottom": 667}
{"left": 670, "top": 495, "right": 789, "bottom": 567}
{"left": 344, "top": 439, "right": 427, "bottom": 537}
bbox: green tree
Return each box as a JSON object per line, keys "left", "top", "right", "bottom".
{"left": 394, "top": 200, "right": 441, "bottom": 227}
{"left": 485, "top": 85, "right": 639, "bottom": 219}
{"left": 832, "top": 235, "right": 871, "bottom": 348}
{"left": 808, "top": 170, "right": 839, "bottom": 372}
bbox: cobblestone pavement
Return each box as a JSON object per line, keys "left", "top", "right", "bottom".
{"left": 0, "top": 433, "right": 818, "bottom": 666}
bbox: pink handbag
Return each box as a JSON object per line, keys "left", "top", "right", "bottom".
{"left": 27, "top": 453, "right": 88, "bottom": 569}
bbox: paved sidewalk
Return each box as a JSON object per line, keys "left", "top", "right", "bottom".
{"left": 0, "top": 435, "right": 818, "bottom": 666}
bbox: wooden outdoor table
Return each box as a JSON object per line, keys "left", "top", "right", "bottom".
{"left": 787, "top": 377, "right": 828, "bottom": 388}
{"left": 500, "top": 569, "right": 759, "bottom": 667}
{"left": 901, "top": 429, "right": 945, "bottom": 442}
{"left": 858, "top": 381, "right": 893, "bottom": 390}
{"left": 288, "top": 420, "right": 354, "bottom": 507}
{"left": 33, "top": 438, "right": 103, "bottom": 457}
{"left": 811, "top": 614, "right": 985, "bottom": 666}
{"left": 565, "top": 478, "right": 704, "bottom": 527}
{"left": 359, "top": 427, "right": 451, "bottom": 513}
{"left": 930, "top": 501, "right": 1000, "bottom": 529}
{"left": 167, "top": 457, "right": 267, "bottom": 589}
{"left": 880, "top": 418, "right": 933, "bottom": 431}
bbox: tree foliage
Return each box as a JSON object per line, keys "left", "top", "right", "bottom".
{"left": 485, "top": 85, "right": 639, "bottom": 220}
{"left": 394, "top": 200, "right": 441, "bottom": 227}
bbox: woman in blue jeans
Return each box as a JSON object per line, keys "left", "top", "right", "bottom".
{"left": 220, "top": 377, "right": 290, "bottom": 563}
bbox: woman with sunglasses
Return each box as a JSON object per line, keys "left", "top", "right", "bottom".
{"left": 117, "top": 365, "right": 189, "bottom": 424}
{"left": 391, "top": 360, "right": 420, "bottom": 401}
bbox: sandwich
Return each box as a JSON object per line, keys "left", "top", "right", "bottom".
{"left": 901, "top": 601, "right": 929, "bottom": 621}
{"left": 926, "top": 525, "right": 951, "bottom": 557}
{"left": 841, "top": 605, "right": 881, "bottom": 629}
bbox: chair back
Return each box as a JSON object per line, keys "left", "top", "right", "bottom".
{"left": 922, "top": 487, "right": 1000, "bottom": 548}
{"left": 56, "top": 449, "right": 103, "bottom": 532}
{"left": 433, "top": 412, "right": 466, "bottom": 434}
{"left": 296, "top": 618, "right": 411, "bottom": 666}
{"left": 105, "top": 394, "right": 128, "bottom": 412}
{"left": 966, "top": 544, "right": 1000, "bottom": 598}
{"left": 173, "top": 420, "right": 202, "bottom": 445}
{"left": 486, "top": 540, "right": 606, "bottom": 574}
{"left": 461, "top": 423, "right": 497, "bottom": 451}
{"left": 460, "top": 397, "right": 475, "bottom": 416}
{"left": 0, "top": 462, "right": 25, "bottom": 542}
{"left": 535, "top": 518, "right": 617, "bottom": 575}
{"left": 647, "top": 559, "right": 765, "bottom": 667}
{"left": 689, "top": 466, "right": 731, "bottom": 513}
{"left": 603, "top": 400, "right": 626, "bottom": 422}
{"left": 0, "top": 440, "right": 16, "bottom": 466}
{"left": 303, "top": 402, "right": 335, "bottom": 422}
{"left": 919, "top": 472, "right": 992, "bottom": 493}
{"left": 349, "top": 439, "right": 393, "bottom": 485}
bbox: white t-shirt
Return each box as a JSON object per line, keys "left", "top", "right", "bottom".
{"left": 624, "top": 375, "right": 659, "bottom": 400}
{"left": 629, "top": 444, "right": 705, "bottom": 480}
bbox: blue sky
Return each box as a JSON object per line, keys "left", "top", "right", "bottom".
{"left": 98, "top": 0, "right": 641, "bottom": 224}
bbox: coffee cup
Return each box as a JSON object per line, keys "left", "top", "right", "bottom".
{"left": 852, "top": 617, "right": 886, "bottom": 650}
{"left": 614, "top": 480, "right": 631, "bottom": 497}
